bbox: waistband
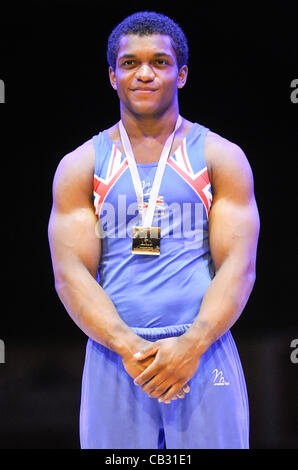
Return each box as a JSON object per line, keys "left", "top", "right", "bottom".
{"left": 131, "top": 324, "right": 192, "bottom": 341}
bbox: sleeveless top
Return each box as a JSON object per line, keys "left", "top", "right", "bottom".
{"left": 92, "top": 122, "right": 215, "bottom": 328}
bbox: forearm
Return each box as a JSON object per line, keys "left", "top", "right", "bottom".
{"left": 183, "top": 256, "right": 256, "bottom": 355}
{"left": 55, "top": 262, "right": 144, "bottom": 358}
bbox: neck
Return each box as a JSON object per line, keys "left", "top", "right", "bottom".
{"left": 120, "top": 106, "right": 180, "bottom": 140}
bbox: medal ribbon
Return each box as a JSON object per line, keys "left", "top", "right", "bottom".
{"left": 119, "top": 115, "right": 182, "bottom": 227}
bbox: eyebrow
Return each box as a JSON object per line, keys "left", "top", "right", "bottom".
{"left": 118, "top": 52, "right": 174, "bottom": 61}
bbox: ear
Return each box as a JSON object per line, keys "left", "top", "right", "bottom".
{"left": 109, "top": 66, "right": 117, "bottom": 91}
{"left": 177, "top": 65, "right": 188, "bottom": 89}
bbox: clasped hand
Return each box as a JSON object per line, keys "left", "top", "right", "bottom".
{"left": 123, "top": 335, "right": 200, "bottom": 404}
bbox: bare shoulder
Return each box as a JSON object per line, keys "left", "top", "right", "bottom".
{"left": 52, "top": 138, "right": 95, "bottom": 210}
{"left": 205, "top": 130, "right": 254, "bottom": 200}
{"left": 54, "top": 138, "right": 95, "bottom": 186}
{"left": 205, "top": 130, "right": 250, "bottom": 175}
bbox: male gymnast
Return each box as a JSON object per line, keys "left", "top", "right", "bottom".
{"left": 48, "top": 11, "right": 260, "bottom": 449}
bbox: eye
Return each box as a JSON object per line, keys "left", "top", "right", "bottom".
{"left": 122, "top": 60, "right": 135, "bottom": 67}
{"left": 155, "top": 59, "right": 169, "bottom": 66}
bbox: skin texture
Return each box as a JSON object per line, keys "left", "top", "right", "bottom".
{"left": 48, "top": 33, "right": 260, "bottom": 404}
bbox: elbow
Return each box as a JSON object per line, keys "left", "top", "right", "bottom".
{"left": 52, "top": 263, "right": 73, "bottom": 299}
{"left": 245, "top": 261, "right": 257, "bottom": 295}
{"left": 248, "top": 269, "right": 256, "bottom": 293}
{"left": 53, "top": 269, "right": 79, "bottom": 314}
{"left": 54, "top": 276, "right": 66, "bottom": 295}
{"left": 53, "top": 260, "right": 87, "bottom": 302}
{"left": 54, "top": 273, "right": 69, "bottom": 301}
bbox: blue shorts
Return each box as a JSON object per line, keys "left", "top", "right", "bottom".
{"left": 79, "top": 324, "right": 249, "bottom": 449}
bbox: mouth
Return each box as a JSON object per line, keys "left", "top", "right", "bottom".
{"left": 130, "top": 88, "right": 158, "bottom": 93}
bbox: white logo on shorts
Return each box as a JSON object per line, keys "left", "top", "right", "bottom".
{"left": 212, "top": 369, "right": 230, "bottom": 386}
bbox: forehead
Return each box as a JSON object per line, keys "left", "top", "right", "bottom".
{"left": 117, "top": 34, "right": 177, "bottom": 61}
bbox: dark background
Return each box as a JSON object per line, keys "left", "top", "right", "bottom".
{"left": 0, "top": 0, "right": 297, "bottom": 449}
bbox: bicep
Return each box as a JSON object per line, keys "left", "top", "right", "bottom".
{"left": 48, "top": 146, "right": 100, "bottom": 280}
{"left": 48, "top": 205, "right": 101, "bottom": 280}
{"left": 208, "top": 196, "right": 260, "bottom": 273}
{"left": 207, "top": 140, "right": 260, "bottom": 273}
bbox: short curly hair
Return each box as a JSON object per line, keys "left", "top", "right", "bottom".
{"left": 107, "top": 11, "right": 189, "bottom": 70}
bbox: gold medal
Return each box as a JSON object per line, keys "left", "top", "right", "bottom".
{"left": 132, "top": 226, "right": 160, "bottom": 255}
{"left": 119, "top": 116, "right": 182, "bottom": 257}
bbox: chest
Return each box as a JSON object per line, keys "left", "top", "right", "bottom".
{"left": 130, "top": 140, "right": 166, "bottom": 163}
{"left": 112, "top": 133, "right": 184, "bottom": 164}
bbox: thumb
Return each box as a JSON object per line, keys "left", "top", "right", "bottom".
{"left": 133, "top": 342, "right": 159, "bottom": 361}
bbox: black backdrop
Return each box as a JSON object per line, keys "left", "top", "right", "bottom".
{"left": 0, "top": 0, "right": 297, "bottom": 450}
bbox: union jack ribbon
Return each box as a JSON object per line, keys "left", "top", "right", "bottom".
{"left": 167, "top": 139, "right": 213, "bottom": 217}
{"left": 93, "top": 145, "right": 128, "bottom": 217}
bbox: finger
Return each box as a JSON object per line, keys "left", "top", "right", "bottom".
{"left": 155, "top": 379, "right": 178, "bottom": 403}
{"left": 170, "top": 384, "right": 190, "bottom": 401}
{"left": 143, "top": 375, "right": 174, "bottom": 398}
{"left": 177, "top": 384, "right": 189, "bottom": 398}
{"left": 139, "top": 376, "right": 190, "bottom": 399}
{"left": 159, "top": 383, "right": 186, "bottom": 404}
{"left": 171, "top": 385, "right": 190, "bottom": 401}
{"left": 133, "top": 343, "right": 159, "bottom": 361}
{"left": 134, "top": 360, "right": 161, "bottom": 386}
{"left": 141, "top": 375, "right": 167, "bottom": 397}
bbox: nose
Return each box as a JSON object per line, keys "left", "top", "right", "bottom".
{"left": 135, "top": 63, "right": 155, "bottom": 82}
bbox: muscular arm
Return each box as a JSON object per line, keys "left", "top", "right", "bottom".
{"left": 133, "top": 133, "right": 260, "bottom": 402}
{"left": 48, "top": 140, "right": 189, "bottom": 399}
{"left": 183, "top": 135, "right": 260, "bottom": 348}
{"left": 48, "top": 140, "right": 150, "bottom": 371}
